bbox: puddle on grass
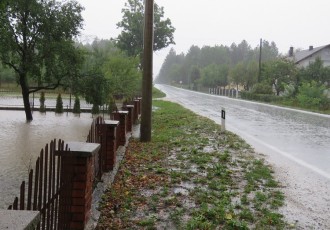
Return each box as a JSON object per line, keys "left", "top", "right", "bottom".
{"left": 189, "top": 164, "right": 208, "bottom": 176}
{"left": 152, "top": 106, "right": 160, "bottom": 111}
{"left": 141, "top": 187, "right": 162, "bottom": 197}
{"left": 203, "top": 145, "right": 216, "bottom": 153}
{"left": 173, "top": 182, "right": 196, "bottom": 196}
{"left": 174, "top": 187, "right": 189, "bottom": 196}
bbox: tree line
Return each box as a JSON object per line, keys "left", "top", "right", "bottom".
{"left": 156, "top": 40, "right": 330, "bottom": 111}
{"left": 155, "top": 40, "right": 278, "bottom": 88}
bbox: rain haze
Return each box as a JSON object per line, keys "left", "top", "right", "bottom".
{"left": 76, "top": 0, "right": 330, "bottom": 76}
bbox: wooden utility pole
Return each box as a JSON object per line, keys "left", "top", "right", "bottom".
{"left": 258, "top": 38, "right": 262, "bottom": 83}
{"left": 140, "top": 0, "right": 154, "bottom": 142}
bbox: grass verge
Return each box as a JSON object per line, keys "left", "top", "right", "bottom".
{"left": 96, "top": 100, "right": 288, "bottom": 229}
{"left": 152, "top": 86, "right": 166, "bottom": 99}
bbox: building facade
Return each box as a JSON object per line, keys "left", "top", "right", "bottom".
{"left": 288, "top": 45, "right": 330, "bottom": 68}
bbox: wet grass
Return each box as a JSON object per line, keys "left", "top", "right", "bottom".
{"left": 96, "top": 100, "right": 288, "bottom": 229}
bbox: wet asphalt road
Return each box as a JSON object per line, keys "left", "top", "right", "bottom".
{"left": 156, "top": 84, "right": 330, "bottom": 179}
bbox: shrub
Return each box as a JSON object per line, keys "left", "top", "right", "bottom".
{"left": 282, "top": 84, "right": 296, "bottom": 98}
{"left": 240, "top": 91, "right": 282, "bottom": 103}
{"left": 39, "top": 92, "right": 46, "bottom": 112}
{"left": 55, "top": 93, "right": 63, "bottom": 113}
{"left": 297, "top": 81, "right": 329, "bottom": 110}
{"left": 251, "top": 83, "right": 273, "bottom": 95}
{"left": 73, "top": 96, "right": 81, "bottom": 114}
{"left": 92, "top": 104, "right": 99, "bottom": 114}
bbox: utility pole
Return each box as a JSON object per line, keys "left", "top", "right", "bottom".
{"left": 258, "top": 38, "right": 262, "bottom": 83}
{"left": 140, "top": 0, "right": 154, "bottom": 142}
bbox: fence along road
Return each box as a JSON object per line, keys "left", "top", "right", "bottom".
{"left": 156, "top": 84, "right": 330, "bottom": 227}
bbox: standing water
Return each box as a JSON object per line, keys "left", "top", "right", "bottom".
{"left": 0, "top": 110, "right": 93, "bottom": 208}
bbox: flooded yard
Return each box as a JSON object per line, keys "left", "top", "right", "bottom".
{"left": 0, "top": 110, "right": 93, "bottom": 208}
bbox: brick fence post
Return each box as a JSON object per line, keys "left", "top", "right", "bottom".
{"left": 57, "top": 142, "right": 100, "bottom": 230}
{"left": 122, "top": 104, "right": 134, "bottom": 132}
{"left": 112, "top": 111, "right": 129, "bottom": 147}
{"left": 133, "top": 100, "right": 140, "bottom": 123}
{"left": 137, "top": 97, "right": 142, "bottom": 114}
{"left": 100, "top": 120, "right": 120, "bottom": 171}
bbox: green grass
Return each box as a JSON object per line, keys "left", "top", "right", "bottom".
{"left": 152, "top": 86, "right": 166, "bottom": 98}
{"left": 96, "top": 100, "right": 288, "bottom": 229}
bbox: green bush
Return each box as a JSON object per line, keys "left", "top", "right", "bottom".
{"left": 251, "top": 83, "right": 273, "bottom": 95}
{"left": 297, "top": 81, "right": 329, "bottom": 110}
{"left": 240, "top": 91, "right": 282, "bottom": 103}
{"left": 55, "top": 93, "right": 63, "bottom": 113}
{"left": 73, "top": 96, "right": 81, "bottom": 114}
{"left": 39, "top": 92, "right": 46, "bottom": 112}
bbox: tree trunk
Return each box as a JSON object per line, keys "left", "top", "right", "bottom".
{"left": 19, "top": 73, "right": 33, "bottom": 121}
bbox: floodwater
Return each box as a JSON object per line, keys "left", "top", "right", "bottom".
{"left": 0, "top": 111, "right": 93, "bottom": 208}
{"left": 156, "top": 84, "right": 330, "bottom": 177}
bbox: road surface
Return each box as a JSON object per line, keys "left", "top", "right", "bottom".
{"left": 156, "top": 84, "right": 330, "bottom": 228}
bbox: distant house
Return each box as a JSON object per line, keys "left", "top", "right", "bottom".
{"left": 288, "top": 44, "right": 330, "bottom": 68}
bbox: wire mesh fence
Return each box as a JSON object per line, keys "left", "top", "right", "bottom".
{"left": 0, "top": 90, "right": 93, "bottom": 110}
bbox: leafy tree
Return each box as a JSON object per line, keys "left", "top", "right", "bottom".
{"left": 78, "top": 40, "right": 111, "bottom": 110}
{"left": 257, "top": 40, "right": 279, "bottom": 62}
{"left": 0, "top": 0, "right": 84, "bottom": 121}
{"left": 200, "top": 45, "right": 230, "bottom": 67}
{"left": 82, "top": 39, "right": 118, "bottom": 71}
{"left": 102, "top": 52, "right": 141, "bottom": 100}
{"left": 189, "top": 65, "right": 201, "bottom": 90}
{"left": 79, "top": 39, "right": 142, "bottom": 109}
{"left": 229, "top": 62, "right": 245, "bottom": 89}
{"left": 200, "top": 64, "right": 228, "bottom": 88}
{"left": 0, "top": 62, "right": 16, "bottom": 85}
{"left": 168, "top": 64, "right": 183, "bottom": 84}
{"left": 230, "top": 40, "right": 255, "bottom": 65}
{"left": 158, "top": 51, "right": 186, "bottom": 84}
{"left": 80, "top": 72, "right": 109, "bottom": 109}
{"left": 262, "top": 58, "right": 297, "bottom": 95}
{"left": 245, "top": 61, "right": 259, "bottom": 90}
{"left": 185, "top": 45, "right": 201, "bottom": 67}
{"left": 116, "top": 0, "right": 175, "bottom": 65}
{"left": 156, "top": 48, "right": 178, "bottom": 84}
{"left": 229, "top": 61, "right": 258, "bottom": 91}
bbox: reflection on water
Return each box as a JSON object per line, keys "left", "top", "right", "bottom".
{"left": 0, "top": 111, "right": 93, "bottom": 208}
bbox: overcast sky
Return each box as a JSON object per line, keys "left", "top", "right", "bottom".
{"left": 76, "top": 0, "right": 330, "bottom": 76}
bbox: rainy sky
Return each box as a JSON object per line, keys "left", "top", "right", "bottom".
{"left": 76, "top": 0, "right": 330, "bottom": 76}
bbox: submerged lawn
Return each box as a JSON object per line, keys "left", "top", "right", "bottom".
{"left": 96, "top": 100, "right": 288, "bottom": 229}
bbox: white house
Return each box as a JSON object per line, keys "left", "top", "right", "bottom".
{"left": 288, "top": 44, "right": 330, "bottom": 68}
